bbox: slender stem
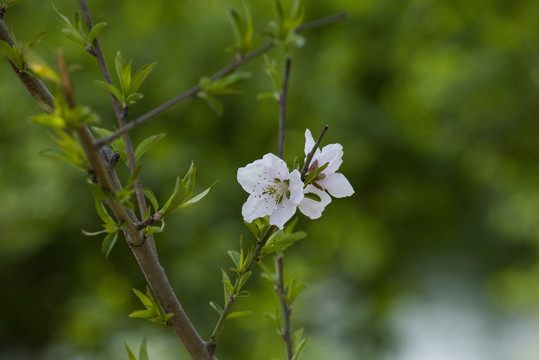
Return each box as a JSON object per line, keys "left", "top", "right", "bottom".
{"left": 278, "top": 57, "right": 292, "bottom": 158}
{"left": 276, "top": 254, "right": 293, "bottom": 359}
{"left": 78, "top": 0, "right": 156, "bottom": 253}
{"left": 94, "top": 12, "right": 348, "bottom": 148}
{"left": 274, "top": 55, "right": 293, "bottom": 358}
{"left": 300, "top": 125, "right": 329, "bottom": 179}
{"left": 294, "top": 12, "right": 348, "bottom": 33}
{"left": 207, "top": 225, "right": 278, "bottom": 354}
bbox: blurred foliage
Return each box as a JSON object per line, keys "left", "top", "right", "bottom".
{"left": 1, "top": 0, "right": 539, "bottom": 359}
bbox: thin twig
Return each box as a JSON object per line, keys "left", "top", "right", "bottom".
{"left": 278, "top": 57, "right": 291, "bottom": 158}
{"left": 300, "top": 125, "right": 329, "bottom": 179}
{"left": 275, "top": 55, "right": 293, "bottom": 358}
{"left": 207, "top": 225, "right": 278, "bottom": 354}
{"left": 276, "top": 254, "right": 293, "bottom": 359}
{"left": 78, "top": 0, "right": 155, "bottom": 253}
{"left": 94, "top": 12, "right": 348, "bottom": 148}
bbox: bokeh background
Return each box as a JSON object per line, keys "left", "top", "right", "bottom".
{"left": 1, "top": 0, "right": 539, "bottom": 359}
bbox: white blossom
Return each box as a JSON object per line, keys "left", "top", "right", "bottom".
{"left": 237, "top": 153, "right": 304, "bottom": 229}
{"left": 299, "top": 129, "right": 354, "bottom": 219}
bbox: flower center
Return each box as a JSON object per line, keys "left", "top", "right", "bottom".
{"left": 263, "top": 178, "right": 291, "bottom": 205}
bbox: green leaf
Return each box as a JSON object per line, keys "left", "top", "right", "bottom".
{"left": 303, "top": 192, "right": 321, "bottom": 202}
{"left": 28, "top": 114, "right": 65, "bottom": 128}
{"left": 228, "top": 250, "right": 242, "bottom": 270}
{"left": 125, "top": 344, "right": 137, "bottom": 360}
{"left": 142, "top": 188, "right": 159, "bottom": 213}
{"left": 93, "top": 198, "right": 115, "bottom": 223}
{"left": 128, "top": 309, "right": 154, "bottom": 319}
{"left": 88, "top": 22, "right": 107, "bottom": 44}
{"left": 0, "top": 40, "right": 16, "bottom": 61}
{"left": 126, "top": 92, "right": 143, "bottom": 105}
{"left": 133, "top": 287, "right": 154, "bottom": 309}
{"left": 159, "top": 176, "right": 187, "bottom": 217}
{"left": 182, "top": 161, "right": 196, "bottom": 199}
{"left": 94, "top": 80, "right": 122, "bottom": 102}
{"left": 209, "top": 301, "right": 223, "bottom": 315}
{"left": 172, "top": 180, "right": 218, "bottom": 211}
{"left": 236, "top": 271, "right": 252, "bottom": 292}
{"left": 134, "top": 133, "right": 166, "bottom": 160}
{"left": 101, "top": 231, "right": 118, "bottom": 258}
{"left": 292, "top": 328, "right": 308, "bottom": 360}
{"left": 222, "top": 270, "right": 234, "bottom": 298}
{"left": 60, "top": 28, "right": 87, "bottom": 47}
{"left": 138, "top": 338, "right": 149, "bottom": 360}
{"left": 131, "top": 62, "right": 157, "bottom": 93}
{"left": 202, "top": 95, "right": 223, "bottom": 116}
{"left": 226, "top": 310, "right": 253, "bottom": 320}
{"left": 237, "top": 290, "right": 250, "bottom": 298}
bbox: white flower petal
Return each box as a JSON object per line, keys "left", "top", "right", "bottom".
{"left": 304, "top": 129, "right": 321, "bottom": 164}
{"left": 262, "top": 153, "right": 289, "bottom": 179}
{"left": 270, "top": 198, "right": 299, "bottom": 229}
{"left": 288, "top": 170, "right": 304, "bottom": 205}
{"left": 319, "top": 172, "right": 354, "bottom": 198}
{"left": 242, "top": 194, "right": 276, "bottom": 222}
{"left": 318, "top": 143, "right": 343, "bottom": 173}
{"left": 299, "top": 185, "right": 332, "bottom": 219}
{"left": 237, "top": 159, "right": 270, "bottom": 194}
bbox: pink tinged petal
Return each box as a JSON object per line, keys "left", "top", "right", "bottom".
{"left": 242, "top": 194, "right": 277, "bottom": 223}
{"left": 318, "top": 143, "right": 343, "bottom": 173}
{"left": 270, "top": 199, "right": 299, "bottom": 229}
{"left": 299, "top": 185, "right": 332, "bottom": 219}
{"left": 319, "top": 172, "right": 354, "bottom": 198}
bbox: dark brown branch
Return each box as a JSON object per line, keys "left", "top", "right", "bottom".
{"left": 0, "top": 18, "right": 54, "bottom": 111}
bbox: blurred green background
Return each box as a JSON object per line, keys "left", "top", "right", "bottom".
{"left": 1, "top": 0, "right": 539, "bottom": 359}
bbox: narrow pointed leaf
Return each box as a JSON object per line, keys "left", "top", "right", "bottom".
{"left": 94, "top": 80, "right": 122, "bottom": 102}
{"left": 172, "top": 180, "right": 218, "bottom": 211}
{"left": 226, "top": 310, "right": 253, "bottom": 320}
{"left": 88, "top": 22, "right": 107, "bottom": 43}
{"left": 209, "top": 301, "right": 223, "bottom": 315}
{"left": 101, "top": 231, "right": 118, "bottom": 258}
{"left": 134, "top": 133, "right": 166, "bottom": 160}
{"left": 131, "top": 62, "right": 157, "bottom": 93}
{"left": 142, "top": 188, "right": 159, "bottom": 213}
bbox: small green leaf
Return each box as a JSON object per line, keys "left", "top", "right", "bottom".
{"left": 81, "top": 229, "right": 107, "bottom": 236}
{"left": 131, "top": 62, "right": 157, "bottom": 93}
{"left": 60, "top": 28, "right": 87, "bottom": 47}
{"left": 142, "top": 188, "right": 159, "bottom": 213}
{"left": 226, "top": 310, "right": 252, "bottom": 320}
{"left": 228, "top": 250, "right": 242, "bottom": 270}
{"left": 125, "top": 344, "right": 137, "bottom": 360}
{"left": 209, "top": 301, "right": 223, "bottom": 315}
{"left": 159, "top": 176, "right": 187, "bottom": 217}
{"left": 134, "top": 133, "right": 166, "bottom": 160}
{"left": 0, "top": 40, "right": 16, "bottom": 61}
{"left": 88, "top": 22, "right": 107, "bottom": 44}
{"left": 182, "top": 161, "right": 196, "bottom": 199}
{"left": 93, "top": 199, "right": 115, "bottom": 223}
{"left": 237, "top": 290, "right": 250, "bottom": 298}
{"left": 304, "top": 192, "right": 321, "bottom": 202}
{"left": 236, "top": 271, "right": 252, "bottom": 292}
{"left": 128, "top": 309, "right": 154, "bottom": 319}
{"left": 101, "top": 231, "right": 118, "bottom": 258}
{"left": 173, "top": 180, "right": 218, "bottom": 211}
{"left": 138, "top": 338, "right": 149, "bottom": 360}
{"left": 94, "top": 80, "right": 122, "bottom": 102}
{"left": 133, "top": 287, "right": 154, "bottom": 309}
